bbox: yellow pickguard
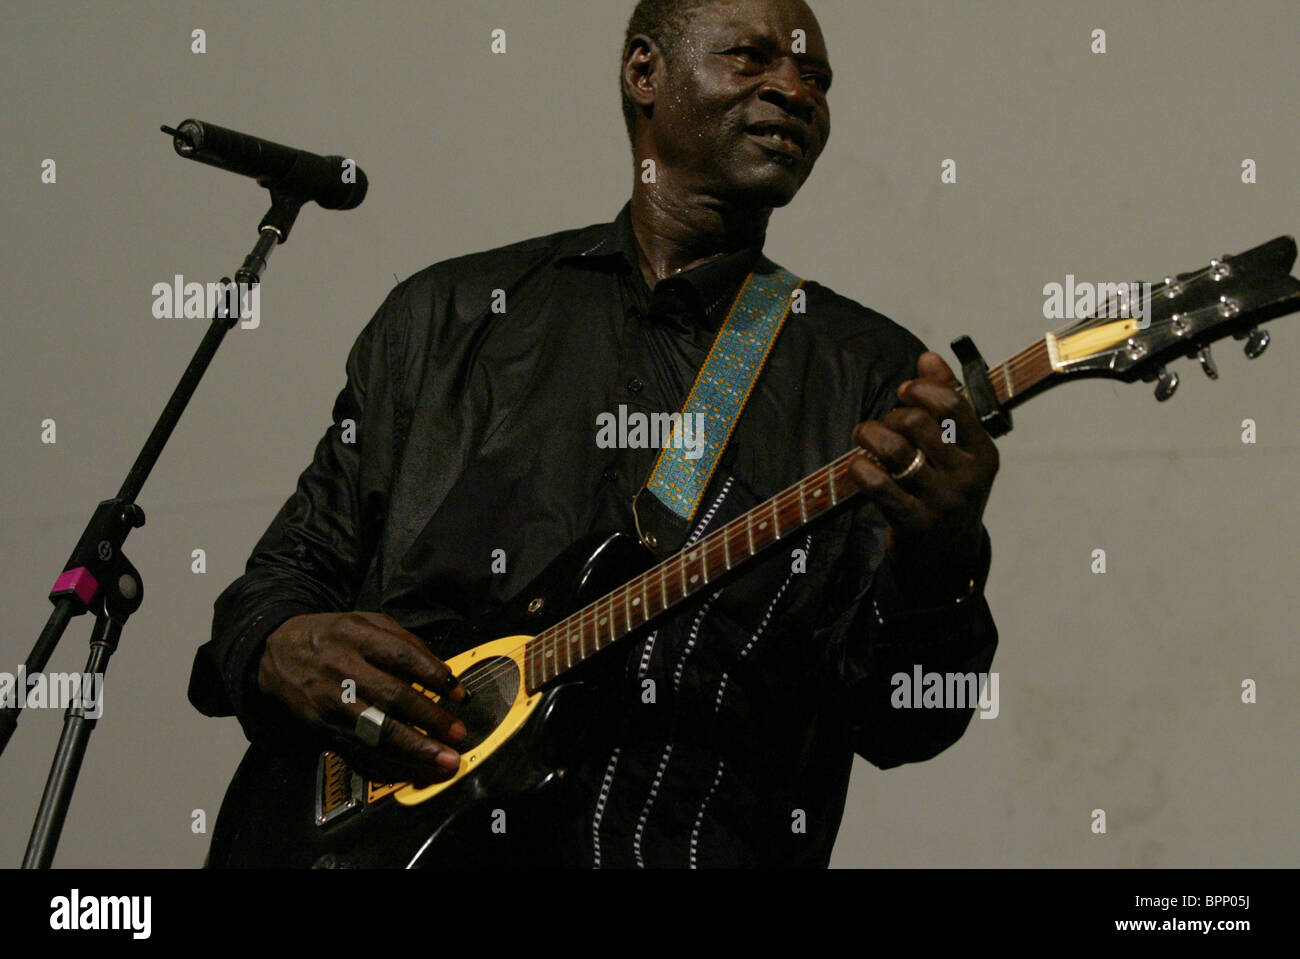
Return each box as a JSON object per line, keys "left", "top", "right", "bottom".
{"left": 390, "top": 634, "right": 542, "bottom": 807}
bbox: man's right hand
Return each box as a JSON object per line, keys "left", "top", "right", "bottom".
{"left": 256, "top": 611, "right": 468, "bottom": 787}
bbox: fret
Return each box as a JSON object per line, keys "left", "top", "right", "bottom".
{"left": 601, "top": 597, "right": 613, "bottom": 648}
{"left": 745, "top": 512, "right": 755, "bottom": 555}
{"left": 640, "top": 574, "right": 649, "bottom": 620}
{"left": 622, "top": 587, "right": 631, "bottom": 636}
{"left": 699, "top": 546, "right": 709, "bottom": 585}
{"left": 798, "top": 483, "right": 808, "bottom": 525}
{"left": 829, "top": 467, "right": 839, "bottom": 505}
{"left": 659, "top": 564, "right": 668, "bottom": 612}
{"left": 678, "top": 555, "right": 687, "bottom": 597}
{"left": 771, "top": 498, "right": 781, "bottom": 539}
{"left": 563, "top": 624, "right": 573, "bottom": 671}
{"left": 723, "top": 531, "right": 731, "bottom": 569}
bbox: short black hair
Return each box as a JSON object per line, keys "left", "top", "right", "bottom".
{"left": 620, "top": 0, "right": 715, "bottom": 146}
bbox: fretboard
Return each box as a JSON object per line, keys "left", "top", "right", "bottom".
{"left": 961, "top": 340, "right": 1053, "bottom": 407}
{"left": 522, "top": 338, "right": 1053, "bottom": 692}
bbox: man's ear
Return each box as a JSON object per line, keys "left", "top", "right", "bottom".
{"left": 623, "top": 34, "right": 661, "bottom": 119}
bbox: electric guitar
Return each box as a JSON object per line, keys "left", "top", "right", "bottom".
{"left": 207, "top": 235, "right": 1300, "bottom": 868}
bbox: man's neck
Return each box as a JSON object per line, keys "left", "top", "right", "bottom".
{"left": 628, "top": 184, "right": 771, "bottom": 290}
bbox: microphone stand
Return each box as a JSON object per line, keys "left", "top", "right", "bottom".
{"left": 3, "top": 181, "right": 306, "bottom": 868}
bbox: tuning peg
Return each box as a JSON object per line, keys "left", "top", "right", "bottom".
{"left": 1244, "top": 328, "right": 1270, "bottom": 359}
{"left": 1154, "top": 367, "right": 1179, "bottom": 401}
{"left": 1196, "top": 346, "right": 1219, "bottom": 379}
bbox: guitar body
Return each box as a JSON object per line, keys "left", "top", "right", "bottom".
{"left": 208, "top": 531, "right": 654, "bottom": 868}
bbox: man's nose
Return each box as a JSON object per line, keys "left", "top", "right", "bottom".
{"left": 757, "top": 58, "right": 818, "bottom": 124}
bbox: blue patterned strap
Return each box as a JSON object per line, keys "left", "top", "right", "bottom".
{"left": 642, "top": 265, "right": 804, "bottom": 524}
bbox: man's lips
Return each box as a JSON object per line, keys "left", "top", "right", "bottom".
{"left": 745, "top": 127, "right": 806, "bottom": 160}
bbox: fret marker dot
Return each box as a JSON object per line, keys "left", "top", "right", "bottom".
{"left": 544, "top": 649, "right": 553, "bottom": 657}
{"left": 813, "top": 489, "right": 822, "bottom": 497}
{"left": 759, "top": 522, "right": 767, "bottom": 530}
{"left": 600, "top": 616, "right": 607, "bottom": 625}
{"left": 632, "top": 598, "right": 640, "bottom": 605}
{"left": 690, "top": 574, "right": 699, "bottom": 584}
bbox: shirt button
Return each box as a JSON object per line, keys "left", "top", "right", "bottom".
{"left": 627, "top": 377, "right": 644, "bottom": 393}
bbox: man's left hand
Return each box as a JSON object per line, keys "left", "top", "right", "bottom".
{"left": 848, "top": 351, "right": 1000, "bottom": 605}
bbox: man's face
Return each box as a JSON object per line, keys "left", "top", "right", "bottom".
{"left": 642, "top": 0, "right": 832, "bottom": 208}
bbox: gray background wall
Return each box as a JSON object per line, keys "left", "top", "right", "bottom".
{"left": 0, "top": 0, "right": 1294, "bottom": 867}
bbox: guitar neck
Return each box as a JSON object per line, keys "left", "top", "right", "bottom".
{"left": 968, "top": 338, "right": 1053, "bottom": 410}
{"left": 525, "top": 232, "right": 1300, "bottom": 689}
{"left": 523, "top": 337, "right": 1053, "bottom": 691}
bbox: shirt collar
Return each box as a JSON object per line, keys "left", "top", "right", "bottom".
{"left": 556, "top": 200, "right": 768, "bottom": 331}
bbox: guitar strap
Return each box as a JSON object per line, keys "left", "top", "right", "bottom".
{"left": 632, "top": 262, "right": 804, "bottom": 558}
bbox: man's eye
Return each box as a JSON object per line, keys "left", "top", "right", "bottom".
{"left": 729, "top": 46, "right": 764, "bottom": 62}
{"left": 805, "top": 74, "right": 831, "bottom": 93}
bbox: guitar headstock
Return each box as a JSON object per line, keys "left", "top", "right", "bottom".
{"left": 1043, "top": 235, "right": 1300, "bottom": 400}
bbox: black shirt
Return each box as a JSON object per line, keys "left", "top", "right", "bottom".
{"left": 189, "top": 200, "right": 998, "bottom": 868}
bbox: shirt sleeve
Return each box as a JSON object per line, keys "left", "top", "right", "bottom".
{"left": 819, "top": 337, "right": 1000, "bottom": 770}
{"left": 187, "top": 284, "right": 408, "bottom": 749}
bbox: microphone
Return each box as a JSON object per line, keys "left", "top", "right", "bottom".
{"left": 161, "top": 119, "right": 368, "bottom": 210}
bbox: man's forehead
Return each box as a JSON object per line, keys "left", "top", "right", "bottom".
{"left": 693, "top": 1, "right": 828, "bottom": 55}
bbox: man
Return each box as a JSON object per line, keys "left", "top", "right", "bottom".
{"left": 189, "top": 0, "right": 1000, "bottom": 868}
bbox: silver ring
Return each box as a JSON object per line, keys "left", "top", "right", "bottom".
{"left": 890, "top": 448, "right": 926, "bottom": 482}
{"left": 354, "top": 705, "right": 386, "bottom": 747}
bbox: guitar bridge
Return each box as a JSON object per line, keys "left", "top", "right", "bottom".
{"left": 315, "top": 751, "right": 364, "bottom": 827}
{"left": 314, "top": 752, "right": 407, "bottom": 827}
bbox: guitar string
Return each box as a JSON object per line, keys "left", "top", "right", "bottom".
{"left": 438, "top": 302, "right": 1212, "bottom": 703}
{"left": 441, "top": 300, "right": 1226, "bottom": 700}
{"left": 431, "top": 260, "right": 1239, "bottom": 699}
{"left": 443, "top": 453, "right": 865, "bottom": 698}
{"left": 978, "top": 266, "right": 1228, "bottom": 381}
{"left": 965, "top": 281, "right": 1235, "bottom": 390}
{"left": 955, "top": 261, "right": 1228, "bottom": 381}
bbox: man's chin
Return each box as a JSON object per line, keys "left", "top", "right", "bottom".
{"left": 724, "top": 167, "right": 806, "bottom": 208}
